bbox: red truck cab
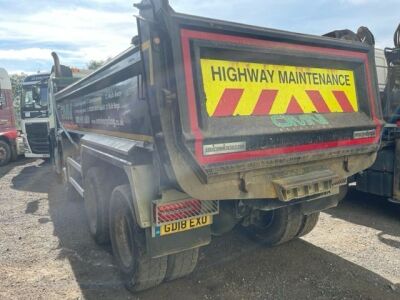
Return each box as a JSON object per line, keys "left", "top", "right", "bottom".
{"left": 0, "top": 68, "right": 19, "bottom": 166}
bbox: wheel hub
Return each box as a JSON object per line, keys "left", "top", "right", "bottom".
{"left": 253, "top": 210, "right": 275, "bottom": 229}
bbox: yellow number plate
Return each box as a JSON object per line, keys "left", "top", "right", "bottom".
{"left": 154, "top": 216, "right": 212, "bottom": 237}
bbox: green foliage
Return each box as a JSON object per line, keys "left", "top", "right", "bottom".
{"left": 10, "top": 74, "right": 25, "bottom": 99}
{"left": 87, "top": 60, "right": 104, "bottom": 70}
{"left": 86, "top": 58, "right": 112, "bottom": 71}
{"left": 10, "top": 74, "right": 26, "bottom": 129}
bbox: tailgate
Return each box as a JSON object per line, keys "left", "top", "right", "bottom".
{"left": 166, "top": 13, "right": 382, "bottom": 175}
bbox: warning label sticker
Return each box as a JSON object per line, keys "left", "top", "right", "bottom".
{"left": 200, "top": 59, "right": 358, "bottom": 117}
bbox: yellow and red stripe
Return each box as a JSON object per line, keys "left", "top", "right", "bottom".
{"left": 208, "top": 88, "right": 356, "bottom": 117}
{"left": 180, "top": 29, "right": 381, "bottom": 165}
{"left": 200, "top": 58, "right": 359, "bottom": 117}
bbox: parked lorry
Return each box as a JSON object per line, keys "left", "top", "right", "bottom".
{"left": 48, "top": 0, "right": 383, "bottom": 291}
{"left": 355, "top": 24, "right": 400, "bottom": 202}
{"left": 20, "top": 73, "right": 51, "bottom": 158}
{"left": 21, "top": 68, "right": 90, "bottom": 158}
{"left": 0, "top": 68, "right": 23, "bottom": 166}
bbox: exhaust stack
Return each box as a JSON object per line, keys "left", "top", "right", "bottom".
{"left": 51, "top": 52, "right": 61, "bottom": 77}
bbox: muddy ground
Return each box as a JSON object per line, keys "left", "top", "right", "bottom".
{"left": 0, "top": 159, "right": 399, "bottom": 299}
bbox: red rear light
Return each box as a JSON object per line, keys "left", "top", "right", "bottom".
{"left": 155, "top": 199, "right": 201, "bottom": 222}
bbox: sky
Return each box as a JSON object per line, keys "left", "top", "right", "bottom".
{"left": 0, "top": 0, "right": 398, "bottom": 74}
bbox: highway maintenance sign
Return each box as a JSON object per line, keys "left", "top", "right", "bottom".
{"left": 200, "top": 59, "right": 359, "bottom": 117}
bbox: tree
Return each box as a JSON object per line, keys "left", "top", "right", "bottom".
{"left": 10, "top": 74, "right": 26, "bottom": 129}
{"left": 87, "top": 60, "right": 104, "bottom": 70}
{"left": 86, "top": 57, "right": 112, "bottom": 71}
{"left": 10, "top": 74, "right": 25, "bottom": 98}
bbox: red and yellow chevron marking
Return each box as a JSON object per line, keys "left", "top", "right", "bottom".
{"left": 200, "top": 59, "right": 358, "bottom": 117}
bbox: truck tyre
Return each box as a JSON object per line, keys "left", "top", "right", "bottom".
{"left": 243, "top": 206, "right": 303, "bottom": 246}
{"left": 0, "top": 140, "right": 11, "bottom": 166}
{"left": 110, "top": 184, "right": 167, "bottom": 292}
{"left": 10, "top": 142, "right": 18, "bottom": 161}
{"left": 296, "top": 212, "right": 320, "bottom": 238}
{"left": 165, "top": 248, "right": 199, "bottom": 282}
{"left": 83, "top": 167, "right": 111, "bottom": 244}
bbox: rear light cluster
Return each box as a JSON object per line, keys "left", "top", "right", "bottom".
{"left": 153, "top": 198, "right": 219, "bottom": 225}
{"left": 157, "top": 199, "right": 201, "bottom": 221}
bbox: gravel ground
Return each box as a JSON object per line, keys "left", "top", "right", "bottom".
{"left": 0, "top": 159, "right": 399, "bottom": 299}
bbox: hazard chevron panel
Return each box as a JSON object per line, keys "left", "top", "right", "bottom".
{"left": 200, "top": 59, "right": 358, "bottom": 117}
{"left": 180, "top": 29, "right": 380, "bottom": 166}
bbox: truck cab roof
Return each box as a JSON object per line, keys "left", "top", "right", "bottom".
{"left": 22, "top": 73, "right": 51, "bottom": 86}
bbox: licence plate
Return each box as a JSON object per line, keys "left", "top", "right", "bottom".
{"left": 153, "top": 215, "right": 212, "bottom": 237}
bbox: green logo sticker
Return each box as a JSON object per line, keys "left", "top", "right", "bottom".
{"left": 271, "top": 114, "right": 329, "bottom": 128}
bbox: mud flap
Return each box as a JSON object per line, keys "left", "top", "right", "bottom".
{"left": 391, "top": 139, "right": 400, "bottom": 203}
{"left": 145, "top": 226, "right": 211, "bottom": 258}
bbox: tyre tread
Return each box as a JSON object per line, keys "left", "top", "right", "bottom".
{"left": 0, "top": 140, "right": 11, "bottom": 166}
{"left": 110, "top": 185, "right": 167, "bottom": 292}
{"left": 130, "top": 252, "right": 167, "bottom": 291}
{"left": 84, "top": 167, "right": 111, "bottom": 244}
{"left": 165, "top": 248, "right": 199, "bottom": 281}
{"left": 274, "top": 206, "right": 303, "bottom": 245}
{"left": 244, "top": 206, "right": 303, "bottom": 246}
{"left": 296, "top": 212, "right": 320, "bottom": 238}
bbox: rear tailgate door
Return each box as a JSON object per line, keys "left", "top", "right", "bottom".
{"left": 160, "top": 11, "right": 382, "bottom": 176}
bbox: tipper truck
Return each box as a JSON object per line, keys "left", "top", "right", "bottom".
{"left": 20, "top": 73, "right": 51, "bottom": 158}
{"left": 355, "top": 24, "right": 400, "bottom": 202}
{"left": 0, "top": 68, "right": 22, "bottom": 166}
{"left": 48, "top": 0, "right": 383, "bottom": 291}
{"left": 21, "top": 68, "right": 90, "bottom": 158}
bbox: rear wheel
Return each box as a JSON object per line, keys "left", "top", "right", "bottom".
{"left": 296, "top": 212, "right": 320, "bottom": 238}
{"left": 0, "top": 140, "right": 11, "bottom": 166}
{"left": 83, "top": 167, "right": 111, "bottom": 244}
{"left": 110, "top": 184, "right": 167, "bottom": 292}
{"left": 243, "top": 206, "right": 303, "bottom": 246}
{"left": 165, "top": 248, "right": 199, "bottom": 282}
{"left": 10, "top": 142, "right": 18, "bottom": 161}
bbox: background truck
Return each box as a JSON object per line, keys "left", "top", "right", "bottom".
{"left": 20, "top": 73, "right": 51, "bottom": 158}
{"left": 49, "top": 0, "right": 383, "bottom": 292}
{"left": 21, "top": 68, "right": 91, "bottom": 159}
{"left": 355, "top": 24, "right": 400, "bottom": 202}
{"left": 0, "top": 68, "right": 22, "bottom": 166}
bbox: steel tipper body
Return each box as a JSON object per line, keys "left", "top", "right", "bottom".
{"left": 50, "top": 0, "right": 383, "bottom": 292}
{"left": 0, "top": 68, "right": 21, "bottom": 166}
{"left": 21, "top": 73, "right": 51, "bottom": 158}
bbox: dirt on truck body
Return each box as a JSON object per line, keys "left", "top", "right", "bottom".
{"left": 48, "top": 0, "right": 383, "bottom": 292}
